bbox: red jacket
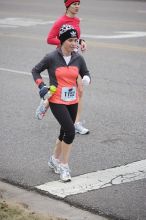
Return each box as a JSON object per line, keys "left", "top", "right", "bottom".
{"left": 47, "top": 14, "right": 80, "bottom": 46}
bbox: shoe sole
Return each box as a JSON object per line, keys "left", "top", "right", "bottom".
{"left": 75, "top": 130, "right": 90, "bottom": 135}
{"left": 60, "top": 178, "right": 71, "bottom": 183}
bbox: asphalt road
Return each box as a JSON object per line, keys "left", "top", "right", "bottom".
{"left": 0, "top": 0, "right": 146, "bottom": 219}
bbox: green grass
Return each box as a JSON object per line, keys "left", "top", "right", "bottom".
{"left": 0, "top": 201, "right": 66, "bottom": 220}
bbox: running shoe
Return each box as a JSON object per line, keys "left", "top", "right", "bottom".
{"left": 48, "top": 156, "right": 60, "bottom": 174}
{"left": 35, "top": 99, "right": 48, "bottom": 120}
{"left": 60, "top": 164, "right": 71, "bottom": 182}
{"left": 74, "top": 122, "right": 89, "bottom": 135}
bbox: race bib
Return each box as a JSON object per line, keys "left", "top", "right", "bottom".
{"left": 61, "top": 87, "right": 76, "bottom": 102}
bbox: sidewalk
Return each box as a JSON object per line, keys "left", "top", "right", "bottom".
{"left": 0, "top": 181, "right": 108, "bottom": 220}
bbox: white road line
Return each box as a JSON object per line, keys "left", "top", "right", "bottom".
{"left": 0, "top": 67, "right": 47, "bottom": 78}
{"left": 0, "top": 25, "right": 17, "bottom": 28}
{"left": 0, "top": 18, "right": 54, "bottom": 28}
{"left": 36, "top": 159, "right": 146, "bottom": 198}
{"left": 0, "top": 67, "right": 30, "bottom": 75}
{"left": 82, "top": 31, "right": 146, "bottom": 39}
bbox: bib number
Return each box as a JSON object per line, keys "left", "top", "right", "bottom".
{"left": 61, "top": 87, "right": 76, "bottom": 102}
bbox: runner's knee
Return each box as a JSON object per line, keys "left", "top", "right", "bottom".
{"left": 63, "top": 127, "right": 75, "bottom": 144}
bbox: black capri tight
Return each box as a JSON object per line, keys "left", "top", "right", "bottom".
{"left": 49, "top": 103, "right": 78, "bottom": 144}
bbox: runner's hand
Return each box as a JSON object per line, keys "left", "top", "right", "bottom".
{"left": 80, "top": 40, "right": 87, "bottom": 52}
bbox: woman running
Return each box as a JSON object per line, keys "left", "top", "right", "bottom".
{"left": 32, "top": 25, "right": 91, "bottom": 182}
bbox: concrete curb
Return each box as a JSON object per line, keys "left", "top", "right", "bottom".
{"left": 0, "top": 181, "right": 108, "bottom": 220}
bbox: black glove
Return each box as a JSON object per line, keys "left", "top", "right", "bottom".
{"left": 38, "top": 82, "right": 48, "bottom": 99}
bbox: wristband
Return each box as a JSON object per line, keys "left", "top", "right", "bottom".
{"left": 38, "top": 82, "right": 46, "bottom": 89}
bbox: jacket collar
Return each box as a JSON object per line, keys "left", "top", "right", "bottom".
{"left": 57, "top": 48, "right": 77, "bottom": 58}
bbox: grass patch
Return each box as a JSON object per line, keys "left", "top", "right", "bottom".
{"left": 0, "top": 200, "right": 66, "bottom": 220}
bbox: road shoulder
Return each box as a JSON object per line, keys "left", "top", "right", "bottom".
{"left": 0, "top": 181, "right": 107, "bottom": 220}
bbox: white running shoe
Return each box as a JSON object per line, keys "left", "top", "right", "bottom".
{"left": 60, "top": 164, "right": 71, "bottom": 182}
{"left": 35, "top": 99, "right": 48, "bottom": 120}
{"left": 48, "top": 156, "right": 60, "bottom": 174}
{"left": 74, "top": 122, "right": 89, "bottom": 135}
